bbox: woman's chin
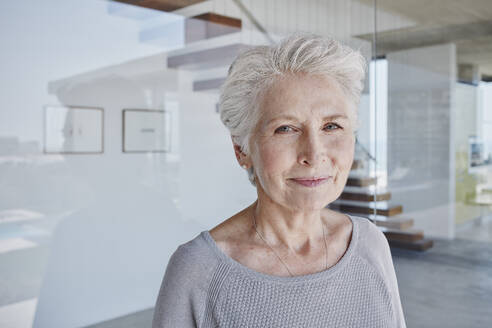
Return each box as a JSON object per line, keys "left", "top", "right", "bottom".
{"left": 283, "top": 198, "right": 336, "bottom": 212}
{"left": 259, "top": 182, "right": 341, "bottom": 210}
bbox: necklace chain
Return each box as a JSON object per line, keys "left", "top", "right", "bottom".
{"left": 252, "top": 213, "right": 329, "bottom": 277}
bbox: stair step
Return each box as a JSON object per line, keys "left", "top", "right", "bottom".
{"left": 340, "top": 204, "right": 402, "bottom": 216}
{"left": 346, "top": 175, "right": 377, "bottom": 187}
{"left": 113, "top": 0, "right": 207, "bottom": 12}
{"left": 347, "top": 213, "right": 415, "bottom": 230}
{"left": 193, "top": 77, "right": 226, "bottom": 91}
{"left": 186, "top": 13, "right": 241, "bottom": 43}
{"left": 372, "top": 216, "right": 414, "bottom": 230}
{"left": 388, "top": 238, "right": 434, "bottom": 251}
{"left": 167, "top": 43, "right": 250, "bottom": 70}
{"left": 342, "top": 185, "right": 387, "bottom": 193}
{"left": 339, "top": 190, "right": 391, "bottom": 202}
{"left": 191, "top": 12, "right": 241, "bottom": 28}
{"left": 330, "top": 202, "right": 403, "bottom": 216}
{"left": 375, "top": 218, "right": 414, "bottom": 230}
{"left": 345, "top": 213, "right": 414, "bottom": 229}
{"left": 351, "top": 159, "right": 364, "bottom": 170}
{"left": 380, "top": 228, "right": 424, "bottom": 242}
{"left": 332, "top": 199, "right": 393, "bottom": 207}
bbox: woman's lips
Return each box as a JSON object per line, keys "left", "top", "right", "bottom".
{"left": 289, "top": 177, "right": 332, "bottom": 187}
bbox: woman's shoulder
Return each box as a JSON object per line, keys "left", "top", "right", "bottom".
{"left": 174, "top": 230, "right": 219, "bottom": 260}
{"left": 348, "top": 214, "right": 395, "bottom": 273}
{"left": 350, "top": 215, "right": 388, "bottom": 245}
{"left": 164, "top": 231, "right": 222, "bottom": 284}
{"left": 153, "top": 233, "right": 225, "bottom": 328}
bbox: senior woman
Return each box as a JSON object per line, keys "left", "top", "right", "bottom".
{"left": 152, "top": 33, "right": 406, "bottom": 328}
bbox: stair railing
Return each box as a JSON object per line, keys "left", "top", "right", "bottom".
{"left": 355, "top": 137, "right": 377, "bottom": 164}
{"left": 355, "top": 137, "right": 381, "bottom": 219}
{"left": 231, "top": 0, "right": 275, "bottom": 45}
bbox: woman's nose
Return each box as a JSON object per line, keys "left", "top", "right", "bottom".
{"left": 297, "top": 132, "right": 326, "bottom": 166}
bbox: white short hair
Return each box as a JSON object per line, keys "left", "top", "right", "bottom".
{"left": 219, "top": 33, "right": 367, "bottom": 186}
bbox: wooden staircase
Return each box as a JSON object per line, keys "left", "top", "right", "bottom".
{"left": 111, "top": 1, "right": 247, "bottom": 90}
{"left": 330, "top": 159, "right": 434, "bottom": 251}
{"left": 114, "top": 1, "right": 432, "bottom": 252}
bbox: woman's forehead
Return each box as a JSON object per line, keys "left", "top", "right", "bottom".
{"left": 258, "top": 74, "right": 351, "bottom": 121}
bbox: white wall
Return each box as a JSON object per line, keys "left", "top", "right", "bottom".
{"left": 31, "top": 58, "right": 257, "bottom": 328}
{"left": 0, "top": 0, "right": 171, "bottom": 144}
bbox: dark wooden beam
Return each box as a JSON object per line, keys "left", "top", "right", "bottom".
{"left": 112, "top": 0, "right": 206, "bottom": 12}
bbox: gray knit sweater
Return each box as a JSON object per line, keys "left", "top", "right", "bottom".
{"left": 152, "top": 215, "right": 407, "bottom": 327}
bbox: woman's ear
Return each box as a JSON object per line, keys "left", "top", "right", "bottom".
{"left": 232, "top": 137, "right": 251, "bottom": 169}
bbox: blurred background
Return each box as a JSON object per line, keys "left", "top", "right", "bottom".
{"left": 0, "top": 0, "right": 491, "bottom": 327}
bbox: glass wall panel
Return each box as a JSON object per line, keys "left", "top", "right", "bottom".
{"left": 0, "top": 0, "right": 376, "bottom": 327}
{"left": 8, "top": 1, "right": 492, "bottom": 327}
{"left": 370, "top": 1, "right": 492, "bottom": 326}
{"left": 368, "top": 0, "right": 492, "bottom": 241}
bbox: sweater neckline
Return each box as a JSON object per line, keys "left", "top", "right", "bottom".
{"left": 201, "top": 214, "right": 359, "bottom": 283}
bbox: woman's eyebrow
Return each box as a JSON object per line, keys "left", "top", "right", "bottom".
{"left": 264, "top": 113, "right": 349, "bottom": 126}
{"left": 265, "top": 115, "right": 299, "bottom": 125}
{"left": 322, "top": 114, "right": 349, "bottom": 120}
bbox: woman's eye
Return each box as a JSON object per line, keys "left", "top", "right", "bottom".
{"left": 324, "top": 123, "right": 341, "bottom": 131}
{"left": 275, "top": 125, "right": 294, "bottom": 133}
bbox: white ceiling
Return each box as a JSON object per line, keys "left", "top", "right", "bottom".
{"left": 355, "top": 0, "right": 492, "bottom": 77}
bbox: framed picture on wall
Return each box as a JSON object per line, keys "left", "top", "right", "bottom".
{"left": 43, "top": 105, "right": 104, "bottom": 154}
{"left": 122, "top": 109, "right": 171, "bottom": 153}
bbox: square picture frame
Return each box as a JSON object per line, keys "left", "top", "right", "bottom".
{"left": 43, "top": 105, "right": 104, "bottom": 154}
{"left": 122, "top": 109, "right": 171, "bottom": 153}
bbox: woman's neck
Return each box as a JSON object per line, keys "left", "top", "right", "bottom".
{"left": 251, "top": 199, "right": 327, "bottom": 255}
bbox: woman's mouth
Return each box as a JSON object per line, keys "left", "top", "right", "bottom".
{"left": 289, "top": 177, "right": 332, "bottom": 187}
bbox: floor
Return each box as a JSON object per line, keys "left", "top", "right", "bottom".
{"left": 87, "top": 309, "right": 154, "bottom": 328}
{"left": 392, "top": 238, "right": 492, "bottom": 327}
{"left": 456, "top": 212, "right": 492, "bottom": 242}
{"left": 86, "top": 216, "right": 492, "bottom": 328}
{"left": 0, "top": 210, "right": 50, "bottom": 328}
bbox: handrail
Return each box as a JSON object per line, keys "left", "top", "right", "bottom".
{"left": 231, "top": 0, "right": 275, "bottom": 45}
{"left": 355, "top": 137, "right": 377, "bottom": 163}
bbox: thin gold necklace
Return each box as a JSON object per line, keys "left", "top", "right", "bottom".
{"left": 252, "top": 213, "right": 329, "bottom": 277}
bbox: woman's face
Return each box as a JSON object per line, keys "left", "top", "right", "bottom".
{"left": 247, "top": 73, "right": 355, "bottom": 211}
